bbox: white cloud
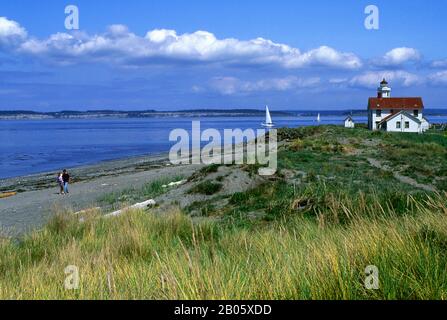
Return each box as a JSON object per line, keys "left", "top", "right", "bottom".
{"left": 294, "top": 46, "right": 362, "bottom": 69}
{"left": 329, "top": 78, "right": 348, "bottom": 84}
{"left": 431, "top": 59, "right": 447, "bottom": 68}
{"left": 428, "top": 70, "right": 447, "bottom": 85}
{"left": 210, "top": 76, "right": 320, "bottom": 95}
{"left": 106, "top": 24, "right": 130, "bottom": 37}
{"left": 375, "top": 47, "right": 421, "bottom": 66}
{"left": 146, "top": 29, "right": 178, "bottom": 43}
{"left": 350, "top": 71, "right": 421, "bottom": 88}
{"left": 0, "top": 17, "right": 27, "bottom": 45}
{"left": 1, "top": 17, "right": 362, "bottom": 69}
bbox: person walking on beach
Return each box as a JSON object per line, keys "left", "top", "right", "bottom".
{"left": 62, "top": 169, "right": 70, "bottom": 194}
{"left": 57, "top": 172, "right": 64, "bottom": 195}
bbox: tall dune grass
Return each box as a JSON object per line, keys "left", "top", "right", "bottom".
{"left": 0, "top": 194, "right": 447, "bottom": 300}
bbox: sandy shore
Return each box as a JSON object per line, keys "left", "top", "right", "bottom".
{"left": 0, "top": 135, "right": 275, "bottom": 236}
{"left": 0, "top": 153, "right": 203, "bottom": 236}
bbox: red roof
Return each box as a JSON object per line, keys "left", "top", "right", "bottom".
{"left": 368, "top": 98, "right": 424, "bottom": 110}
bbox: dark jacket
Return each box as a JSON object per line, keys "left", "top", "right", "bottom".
{"left": 62, "top": 173, "right": 70, "bottom": 183}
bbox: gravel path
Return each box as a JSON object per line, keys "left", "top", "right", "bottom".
{"left": 367, "top": 158, "right": 437, "bottom": 193}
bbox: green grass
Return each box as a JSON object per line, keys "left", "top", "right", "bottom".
{"left": 185, "top": 199, "right": 219, "bottom": 217}
{"left": 188, "top": 180, "right": 223, "bottom": 195}
{"left": 0, "top": 193, "right": 446, "bottom": 299}
{"left": 377, "top": 133, "right": 447, "bottom": 191}
{"left": 279, "top": 125, "right": 447, "bottom": 191}
{"left": 188, "top": 164, "right": 220, "bottom": 182}
{"left": 98, "top": 176, "right": 184, "bottom": 209}
{"left": 1, "top": 125, "right": 447, "bottom": 299}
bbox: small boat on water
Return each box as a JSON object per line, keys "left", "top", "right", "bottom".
{"left": 317, "top": 113, "right": 321, "bottom": 123}
{"left": 262, "top": 105, "right": 275, "bottom": 128}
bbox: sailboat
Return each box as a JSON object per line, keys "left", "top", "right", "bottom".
{"left": 262, "top": 105, "right": 275, "bottom": 128}
{"left": 317, "top": 113, "right": 321, "bottom": 123}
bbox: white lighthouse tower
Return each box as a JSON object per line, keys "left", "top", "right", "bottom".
{"left": 377, "top": 78, "right": 391, "bottom": 98}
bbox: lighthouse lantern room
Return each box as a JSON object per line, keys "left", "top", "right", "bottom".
{"left": 377, "top": 78, "right": 391, "bottom": 98}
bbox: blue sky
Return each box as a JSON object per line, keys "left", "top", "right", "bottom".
{"left": 1, "top": 0, "right": 447, "bottom": 111}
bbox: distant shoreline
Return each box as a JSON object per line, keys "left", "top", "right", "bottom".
{"left": 0, "top": 109, "right": 366, "bottom": 120}
{"left": 1, "top": 108, "right": 447, "bottom": 120}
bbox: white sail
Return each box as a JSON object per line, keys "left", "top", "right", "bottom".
{"left": 262, "top": 105, "right": 274, "bottom": 128}
{"left": 317, "top": 113, "right": 321, "bottom": 122}
{"left": 265, "top": 106, "right": 273, "bottom": 125}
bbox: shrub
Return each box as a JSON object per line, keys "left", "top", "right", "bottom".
{"left": 188, "top": 180, "right": 223, "bottom": 195}
{"left": 289, "top": 139, "right": 305, "bottom": 151}
{"left": 188, "top": 164, "right": 220, "bottom": 182}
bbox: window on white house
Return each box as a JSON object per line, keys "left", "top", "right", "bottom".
{"left": 396, "top": 122, "right": 401, "bottom": 129}
{"left": 405, "top": 122, "right": 410, "bottom": 129}
{"left": 376, "top": 110, "right": 382, "bottom": 117}
{"left": 414, "top": 110, "right": 419, "bottom": 117}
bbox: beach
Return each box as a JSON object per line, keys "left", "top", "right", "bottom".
{"left": 0, "top": 153, "right": 203, "bottom": 235}
{"left": 0, "top": 136, "right": 265, "bottom": 236}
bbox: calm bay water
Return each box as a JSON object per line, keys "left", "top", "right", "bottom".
{"left": 1, "top": 115, "right": 445, "bottom": 179}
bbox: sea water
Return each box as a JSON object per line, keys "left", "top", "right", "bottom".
{"left": 1, "top": 115, "right": 444, "bottom": 179}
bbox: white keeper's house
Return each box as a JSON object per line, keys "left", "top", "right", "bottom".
{"left": 368, "top": 79, "right": 430, "bottom": 133}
